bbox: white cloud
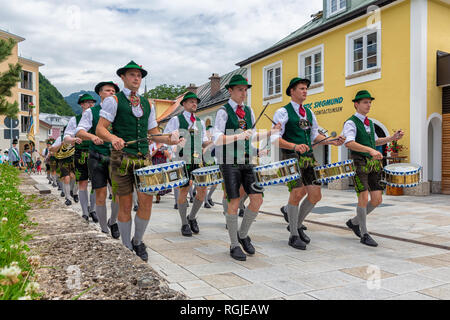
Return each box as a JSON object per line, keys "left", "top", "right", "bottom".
{"left": 0, "top": 0, "right": 322, "bottom": 96}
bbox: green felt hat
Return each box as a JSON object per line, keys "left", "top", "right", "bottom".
{"left": 77, "top": 93, "right": 97, "bottom": 105}
{"left": 286, "top": 77, "right": 311, "bottom": 96}
{"left": 352, "top": 90, "right": 375, "bottom": 102}
{"left": 116, "top": 60, "right": 148, "bottom": 78}
{"left": 206, "top": 125, "right": 213, "bottom": 130}
{"left": 95, "top": 81, "right": 120, "bottom": 95}
{"left": 225, "top": 74, "right": 252, "bottom": 89}
{"left": 181, "top": 91, "right": 201, "bottom": 105}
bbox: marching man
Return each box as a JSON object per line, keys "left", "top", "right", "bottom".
{"left": 271, "top": 77, "right": 345, "bottom": 250}
{"left": 96, "top": 61, "right": 182, "bottom": 261}
{"left": 343, "top": 90, "right": 404, "bottom": 247}
{"left": 164, "top": 92, "right": 212, "bottom": 237}
{"left": 76, "top": 81, "right": 121, "bottom": 239}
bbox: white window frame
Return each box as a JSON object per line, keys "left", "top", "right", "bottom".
{"left": 345, "top": 21, "right": 382, "bottom": 86}
{"left": 20, "top": 70, "right": 34, "bottom": 91}
{"left": 262, "top": 60, "right": 283, "bottom": 104}
{"left": 298, "top": 44, "right": 324, "bottom": 96}
{"left": 327, "top": 0, "right": 347, "bottom": 18}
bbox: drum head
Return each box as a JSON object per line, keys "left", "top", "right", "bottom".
{"left": 384, "top": 163, "right": 421, "bottom": 175}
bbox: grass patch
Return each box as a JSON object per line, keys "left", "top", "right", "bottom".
{"left": 0, "top": 164, "right": 42, "bottom": 300}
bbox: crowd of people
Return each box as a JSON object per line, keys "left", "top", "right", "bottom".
{"left": 1, "top": 140, "right": 44, "bottom": 174}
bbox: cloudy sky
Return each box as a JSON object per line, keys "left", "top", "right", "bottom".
{"left": 1, "top": 0, "right": 322, "bottom": 96}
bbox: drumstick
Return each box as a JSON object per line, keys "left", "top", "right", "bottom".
{"left": 311, "top": 132, "right": 337, "bottom": 147}
{"left": 264, "top": 114, "right": 276, "bottom": 125}
{"left": 251, "top": 103, "right": 270, "bottom": 130}
{"left": 125, "top": 134, "right": 172, "bottom": 146}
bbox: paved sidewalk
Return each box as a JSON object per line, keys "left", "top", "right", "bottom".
{"left": 32, "top": 174, "right": 450, "bottom": 300}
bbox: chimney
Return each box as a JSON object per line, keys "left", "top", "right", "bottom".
{"left": 186, "top": 83, "right": 198, "bottom": 95}
{"left": 209, "top": 73, "right": 221, "bottom": 97}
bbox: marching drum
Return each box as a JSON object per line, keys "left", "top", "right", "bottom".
{"left": 134, "top": 161, "right": 189, "bottom": 194}
{"left": 314, "top": 160, "right": 356, "bottom": 184}
{"left": 382, "top": 163, "right": 422, "bottom": 188}
{"left": 252, "top": 158, "right": 301, "bottom": 188}
{"left": 192, "top": 165, "right": 224, "bottom": 187}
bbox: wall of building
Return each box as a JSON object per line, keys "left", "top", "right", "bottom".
{"left": 249, "top": 1, "right": 411, "bottom": 164}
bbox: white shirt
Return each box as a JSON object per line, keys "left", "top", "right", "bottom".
{"left": 64, "top": 116, "right": 77, "bottom": 139}
{"left": 100, "top": 87, "right": 157, "bottom": 130}
{"left": 343, "top": 112, "right": 379, "bottom": 145}
{"left": 270, "top": 101, "right": 320, "bottom": 144}
{"left": 76, "top": 108, "right": 94, "bottom": 134}
{"left": 163, "top": 110, "right": 209, "bottom": 143}
{"left": 213, "top": 99, "right": 256, "bottom": 145}
{"left": 52, "top": 136, "right": 62, "bottom": 148}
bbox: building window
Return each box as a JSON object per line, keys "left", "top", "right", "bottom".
{"left": 351, "top": 31, "right": 378, "bottom": 73}
{"left": 328, "top": 0, "right": 346, "bottom": 17}
{"left": 263, "top": 61, "right": 282, "bottom": 99}
{"left": 21, "top": 71, "right": 33, "bottom": 90}
{"left": 21, "top": 94, "right": 33, "bottom": 112}
{"left": 298, "top": 44, "right": 324, "bottom": 95}
{"left": 345, "top": 22, "right": 381, "bottom": 86}
{"left": 299, "top": 45, "right": 324, "bottom": 85}
{"left": 21, "top": 116, "right": 32, "bottom": 133}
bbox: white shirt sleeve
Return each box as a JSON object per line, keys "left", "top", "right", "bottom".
{"left": 52, "top": 136, "right": 62, "bottom": 148}
{"left": 310, "top": 111, "right": 320, "bottom": 142}
{"left": 201, "top": 120, "right": 209, "bottom": 143}
{"left": 64, "top": 117, "right": 77, "bottom": 139}
{"left": 76, "top": 109, "right": 93, "bottom": 134}
{"left": 163, "top": 116, "right": 179, "bottom": 133}
{"left": 270, "top": 108, "right": 288, "bottom": 143}
{"left": 343, "top": 120, "right": 357, "bottom": 145}
{"left": 100, "top": 96, "right": 117, "bottom": 122}
{"left": 213, "top": 108, "right": 228, "bottom": 145}
{"left": 148, "top": 104, "right": 158, "bottom": 130}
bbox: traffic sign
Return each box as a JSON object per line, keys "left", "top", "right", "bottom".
{"left": 4, "top": 129, "right": 19, "bottom": 140}
{"left": 4, "top": 117, "right": 19, "bottom": 129}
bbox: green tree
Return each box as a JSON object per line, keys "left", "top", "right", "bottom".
{"left": 0, "top": 38, "right": 21, "bottom": 118}
{"left": 143, "top": 84, "right": 186, "bottom": 100}
{"left": 39, "top": 73, "right": 75, "bottom": 116}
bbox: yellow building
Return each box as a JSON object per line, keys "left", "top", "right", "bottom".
{"left": 236, "top": 0, "right": 450, "bottom": 195}
{"left": 0, "top": 29, "right": 44, "bottom": 154}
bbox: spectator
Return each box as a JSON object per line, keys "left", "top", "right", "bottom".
{"left": 36, "top": 157, "right": 42, "bottom": 174}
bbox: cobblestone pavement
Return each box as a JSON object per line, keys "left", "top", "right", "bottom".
{"left": 32, "top": 174, "right": 450, "bottom": 300}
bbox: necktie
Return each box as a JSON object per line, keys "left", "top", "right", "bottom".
{"left": 190, "top": 113, "right": 196, "bottom": 123}
{"left": 130, "top": 91, "right": 140, "bottom": 108}
{"left": 364, "top": 117, "right": 370, "bottom": 126}
{"left": 299, "top": 104, "right": 306, "bottom": 117}
{"left": 236, "top": 105, "right": 245, "bottom": 119}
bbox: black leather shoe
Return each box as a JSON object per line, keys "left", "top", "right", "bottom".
{"left": 174, "top": 204, "right": 178, "bottom": 210}
{"left": 58, "top": 185, "right": 62, "bottom": 191}
{"left": 73, "top": 194, "right": 79, "bottom": 203}
{"left": 208, "top": 199, "right": 215, "bottom": 207}
{"left": 82, "top": 215, "right": 89, "bottom": 222}
{"left": 189, "top": 219, "right": 199, "bottom": 234}
{"left": 132, "top": 238, "right": 148, "bottom": 262}
{"left": 204, "top": 202, "right": 211, "bottom": 209}
{"left": 238, "top": 233, "right": 255, "bottom": 255}
{"left": 230, "top": 246, "right": 246, "bottom": 261}
{"left": 238, "top": 208, "right": 245, "bottom": 217}
{"left": 289, "top": 235, "right": 307, "bottom": 250}
{"left": 360, "top": 233, "right": 378, "bottom": 247}
{"left": 301, "top": 224, "right": 307, "bottom": 231}
{"left": 60, "top": 191, "right": 65, "bottom": 198}
{"left": 181, "top": 224, "right": 192, "bottom": 237}
{"left": 190, "top": 197, "right": 194, "bottom": 203}
{"left": 70, "top": 190, "right": 74, "bottom": 198}
{"left": 133, "top": 205, "right": 138, "bottom": 212}
{"left": 281, "top": 206, "right": 289, "bottom": 223}
{"left": 48, "top": 180, "right": 52, "bottom": 185}
{"left": 108, "top": 219, "right": 120, "bottom": 239}
{"left": 346, "top": 219, "right": 361, "bottom": 238}
{"left": 89, "top": 211, "right": 98, "bottom": 223}
{"left": 65, "top": 199, "right": 72, "bottom": 206}
{"left": 109, "top": 194, "right": 113, "bottom": 200}
{"left": 299, "top": 228, "right": 310, "bottom": 244}
{"left": 52, "top": 183, "right": 57, "bottom": 188}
